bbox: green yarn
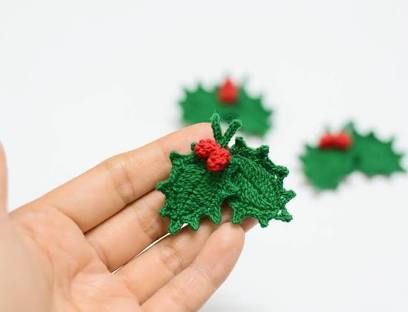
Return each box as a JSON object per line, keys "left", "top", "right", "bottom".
{"left": 181, "top": 85, "right": 216, "bottom": 124}
{"left": 349, "top": 126, "right": 405, "bottom": 176}
{"left": 157, "top": 152, "right": 235, "bottom": 234}
{"left": 228, "top": 138, "right": 295, "bottom": 226}
{"left": 301, "top": 122, "right": 405, "bottom": 190}
{"left": 157, "top": 114, "right": 295, "bottom": 234}
{"left": 301, "top": 146, "right": 354, "bottom": 190}
{"left": 180, "top": 83, "right": 272, "bottom": 136}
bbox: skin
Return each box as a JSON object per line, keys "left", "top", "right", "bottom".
{"left": 0, "top": 123, "right": 254, "bottom": 312}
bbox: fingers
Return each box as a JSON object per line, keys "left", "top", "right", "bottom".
{"left": 0, "top": 143, "right": 7, "bottom": 213}
{"left": 86, "top": 190, "right": 256, "bottom": 272}
{"left": 35, "top": 123, "right": 212, "bottom": 232}
{"left": 86, "top": 190, "right": 168, "bottom": 271}
{"left": 116, "top": 215, "right": 223, "bottom": 303}
{"left": 142, "top": 223, "right": 245, "bottom": 312}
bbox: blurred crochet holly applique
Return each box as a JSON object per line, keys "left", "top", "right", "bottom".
{"left": 179, "top": 77, "right": 272, "bottom": 136}
{"left": 301, "top": 122, "right": 405, "bottom": 190}
{"left": 157, "top": 114, "right": 295, "bottom": 234}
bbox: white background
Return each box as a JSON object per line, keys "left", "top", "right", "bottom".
{"left": 1, "top": 0, "right": 408, "bottom": 311}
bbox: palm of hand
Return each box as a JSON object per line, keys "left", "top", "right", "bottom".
{"left": 0, "top": 124, "right": 251, "bottom": 312}
{"left": 12, "top": 205, "right": 141, "bottom": 311}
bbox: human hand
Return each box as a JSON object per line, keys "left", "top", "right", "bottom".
{"left": 0, "top": 124, "right": 253, "bottom": 312}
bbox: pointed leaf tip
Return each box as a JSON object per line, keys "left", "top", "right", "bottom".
{"left": 169, "top": 151, "right": 183, "bottom": 162}
{"left": 258, "top": 145, "right": 269, "bottom": 156}
{"left": 210, "top": 113, "right": 221, "bottom": 124}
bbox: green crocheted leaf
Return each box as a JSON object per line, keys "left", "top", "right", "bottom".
{"left": 158, "top": 114, "right": 294, "bottom": 234}
{"left": 227, "top": 138, "right": 295, "bottom": 227}
{"left": 180, "top": 85, "right": 216, "bottom": 124}
{"left": 179, "top": 82, "right": 272, "bottom": 136}
{"left": 350, "top": 129, "right": 405, "bottom": 176}
{"left": 301, "top": 122, "right": 405, "bottom": 191}
{"left": 218, "top": 87, "right": 272, "bottom": 136}
{"left": 157, "top": 152, "right": 238, "bottom": 234}
{"left": 301, "top": 146, "right": 354, "bottom": 190}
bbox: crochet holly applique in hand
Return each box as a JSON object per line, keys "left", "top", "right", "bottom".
{"left": 157, "top": 114, "right": 295, "bottom": 234}
{"left": 301, "top": 123, "right": 405, "bottom": 190}
{"left": 180, "top": 77, "right": 272, "bottom": 136}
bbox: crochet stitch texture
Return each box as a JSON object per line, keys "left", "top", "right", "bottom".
{"left": 301, "top": 122, "right": 405, "bottom": 190}
{"left": 157, "top": 114, "right": 295, "bottom": 234}
{"left": 180, "top": 79, "right": 272, "bottom": 136}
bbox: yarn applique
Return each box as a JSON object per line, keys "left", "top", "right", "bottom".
{"left": 301, "top": 146, "right": 355, "bottom": 189}
{"left": 157, "top": 114, "right": 295, "bottom": 234}
{"left": 179, "top": 78, "right": 272, "bottom": 136}
{"left": 301, "top": 123, "right": 405, "bottom": 190}
{"left": 349, "top": 125, "right": 404, "bottom": 176}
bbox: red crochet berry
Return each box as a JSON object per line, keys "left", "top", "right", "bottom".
{"left": 319, "top": 133, "right": 336, "bottom": 149}
{"left": 194, "top": 139, "right": 220, "bottom": 159}
{"left": 218, "top": 78, "right": 238, "bottom": 104}
{"left": 334, "top": 132, "right": 353, "bottom": 150}
{"left": 206, "top": 148, "right": 231, "bottom": 172}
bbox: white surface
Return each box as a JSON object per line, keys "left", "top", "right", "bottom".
{"left": 1, "top": 0, "right": 408, "bottom": 311}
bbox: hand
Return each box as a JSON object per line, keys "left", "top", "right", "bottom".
{"left": 0, "top": 124, "right": 253, "bottom": 312}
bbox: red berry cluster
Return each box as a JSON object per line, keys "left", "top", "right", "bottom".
{"left": 319, "top": 132, "right": 353, "bottom": 150}
{"left": 194, "top": 139, "right": 231, "bottom": 172}
{"left": 218, "top": 78, "right": 238, "bottom": 104}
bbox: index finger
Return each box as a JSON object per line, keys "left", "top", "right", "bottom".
{"left": 24, "top": 123, "right": 212, "bottom": 232}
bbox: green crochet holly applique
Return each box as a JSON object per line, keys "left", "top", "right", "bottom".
{"left": 180, "top": 78, "right": 272, "bottom": 136}
{"left": 157, "top": 114, "right": 295, "bottom": 234}
{"left": 301, "top": 147, "right": 354, "bottom": 189}
{"left": 348, "top": 124, "right": 405, "bottom": 176}
{"left": 227, "top": 138, "right": 294, "bottom": 226}
{"left": 301, "top": 123, "right": 405, "bottom": 190}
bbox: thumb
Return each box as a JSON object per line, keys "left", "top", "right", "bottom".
{"left": 0, "top": 143, "right": 7, "bottom": 213}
